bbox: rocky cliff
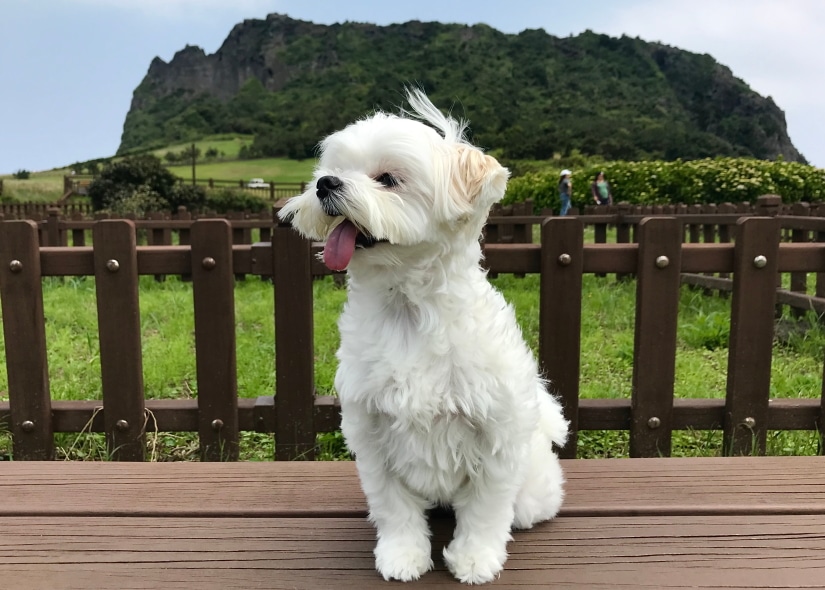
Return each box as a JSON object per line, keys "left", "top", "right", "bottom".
{"left": 119, "top": 13, "right": 805, "bottom": 163}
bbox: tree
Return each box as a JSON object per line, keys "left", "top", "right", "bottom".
{"left": 87, "top": 154, "right": 205, "bottom": 213}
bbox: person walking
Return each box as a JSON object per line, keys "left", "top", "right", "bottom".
{"left": 590, "top": 171, "right": 612, "bottom": 206}
{"left": 558, "top": 169, "right": 573, "bottom": 216}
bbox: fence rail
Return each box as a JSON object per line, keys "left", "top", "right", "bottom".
{"left": 1, "top": 197, "right": 825, "bottom": 461}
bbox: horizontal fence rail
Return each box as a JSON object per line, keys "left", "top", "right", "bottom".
{"left": 1, "top": 201, "right": 825, "bottom": 460}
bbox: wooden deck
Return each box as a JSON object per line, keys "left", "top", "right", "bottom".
{"left": 1, "top": 457, "right": 824, "bottom": 589}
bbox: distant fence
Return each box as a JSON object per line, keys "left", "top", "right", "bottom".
{"left": 196, "top": 178, "right": 306, "bottom": 201}
{"left": 1, "top": 195, "right": 824, "bottom": 461}
{"left": 61, "top": 175, "right": 306, "bottom": 201}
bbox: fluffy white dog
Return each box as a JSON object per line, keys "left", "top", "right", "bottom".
{"left": 278, "top": 90, "right": 569, "bottom": 585}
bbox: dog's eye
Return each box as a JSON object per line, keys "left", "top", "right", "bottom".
{"left": 375, "top": 173, "right": 399, "bottom": 188}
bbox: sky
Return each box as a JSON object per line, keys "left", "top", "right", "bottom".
{"left": 1, "top": 0, "right": 823, "bottom": 173}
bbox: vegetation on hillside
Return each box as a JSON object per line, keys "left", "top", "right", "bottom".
{"left": 119, "top": 16, "right": 803, "bottom": 164}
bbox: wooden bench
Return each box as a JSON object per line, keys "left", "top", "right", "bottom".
{"left": 1, "top": 457, "right": 824, "bottom": 588}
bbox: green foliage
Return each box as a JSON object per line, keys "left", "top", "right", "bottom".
{"left": 504, "top": 158, "right": 825, "bottom": 213}
{"left": 12, "top": 169, "right": 31, "bottom": 179}
{"left": 204, "top": 189, "right": 269, "bottom": 214}
{"left": 88, "top": 155, "right": 206, "bottom": 213}
{"left": 681, "top": 310, "right": 730, "bottom": 350}
{"left": 118, "top": 20, "right": 803, "bottom": 165}
{"left": 168, "top": 183, "right": 207, "bottom": 211}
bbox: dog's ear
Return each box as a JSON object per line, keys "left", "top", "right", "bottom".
{"left": 450, "top": 144, "right": 510, "bottom": 212}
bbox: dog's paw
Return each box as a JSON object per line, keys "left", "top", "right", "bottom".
{"left": 374, "top": 536, "right": 433, "bottom": 582}
{"left": 443, "top": 540, "right": 506, "bottom": 585}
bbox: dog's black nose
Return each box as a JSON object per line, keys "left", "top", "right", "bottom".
{"left": 316, "top": 175, "right": 343, "bottom": 200}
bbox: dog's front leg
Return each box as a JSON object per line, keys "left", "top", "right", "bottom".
{"left": 444, "top": 473, "right": 519, "bottom": 584}
{"left": 355, "top": 458, "right": 433, "bottom": 582}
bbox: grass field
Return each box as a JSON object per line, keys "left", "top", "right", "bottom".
{"left": 150, "top": 134, "right": 254, "bottom": 161}
{"left": 0, "top": 170, "right": 70, "bottom": 202}
{"left": 0, "top": 271, "right": 822, "bottom": 460}
{"left": 1, "top": 134, "right": 317, "bottom": 202}
{"left": 166, "top": 157, "right": 316, "bottom": 184}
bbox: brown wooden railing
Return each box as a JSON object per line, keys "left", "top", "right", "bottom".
{"left": 1, "top": 199, "right": 824, "bottom": 461}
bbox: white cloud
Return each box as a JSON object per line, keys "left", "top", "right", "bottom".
{"left": 60, "top": 0, "right": 282, "bottom": 19}
{"left": 600, "top": 0, "right": 825, "bottom": 109}
{"left": 595, "top": 0, "right": 825, "bottom": 165}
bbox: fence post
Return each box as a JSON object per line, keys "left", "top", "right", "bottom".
{"left": 0, "top": 221, "right": 54, "bottom": 459}
{"left": 817, "top": 346, "right": 825, "bottom": 454}
{"left": 629, "top": 218, "right": 682, "bottom": 457}
{"left": 272, "top": 215, "right": 316, "bottom": 460}
{"left": 718, "top": 203, "right": 736, "bottom": 282}
{"left": 724, "top": 217, "right": 780, "bottom": 456}
{"left": 539, "top": 218, "right": 583, "bottom": 459}
{"left": 93, "top": 220, "right": 146, "bottom": 461}
{"left": 192, "top": 220, "right": 239, "bottom": 461}
{"left": 790, "top": 202, "right": 810, "bottom": 318}
{"left": 46, "top": 208, "right": 66, "bottom": 247}
{"left": 615, "top": 202, "right": 632, "bottom": 281}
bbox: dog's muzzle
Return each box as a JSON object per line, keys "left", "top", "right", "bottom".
{"left": 316, "top": 175, "right": 344, "bottom": 216}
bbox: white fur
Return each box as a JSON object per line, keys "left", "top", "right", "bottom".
{"left": 279, "top": 89, "right": 569, "bottom": 585}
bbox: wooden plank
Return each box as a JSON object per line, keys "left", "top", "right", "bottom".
{"left": 272, "top": 222, "right": 316, "bottom": 460}
{"left": 0, "top": 220, "right": 54, "bottom": 459}
{"left": 38, "top": 246, "right": 260, "bottom": 277}
{"left": 630, "top": 218, "right": 681, "bottom": 457}
{"left": 0, "top": 514, "right": 822, "bottom": 588}
{"left": 725, "top": 217, "right": 780, "bottom": 456}
{"left": 1, "top": 457, "right": 824, "bottom": 518}
{"left": 539, "top": 218, "right": 583, "bottom": 458}
{"left": 191, "top": 220, "right": 239, "bottom": 461}
{"left": 93, "top": 220, "right": 146, "bottom": 461}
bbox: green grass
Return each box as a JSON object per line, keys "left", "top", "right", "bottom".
{"left": 0, "top": 170, "right": 69, "bottom": 202}
{"left": 0, "top": 272, "right": 822, "bottom": 460}
{"left": 1, "top": 133, "right": 316, "bottom": 203}
{"left": 167, "top": 157, "right": 315, "bottom": 184}
{"left": 151, "top": 134, "right": 254, "bottom": 161}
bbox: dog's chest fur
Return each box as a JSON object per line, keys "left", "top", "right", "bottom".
{"left": 335, "top": 268, "right": 538, "bottom": 500}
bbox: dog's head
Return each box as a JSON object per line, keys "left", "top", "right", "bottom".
{"left": 278, "top": 89, "right": 509, "bottom": 271}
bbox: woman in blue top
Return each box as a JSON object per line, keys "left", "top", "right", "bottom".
{"left": 558, "top": 169, "right": 572, "bottom": 216}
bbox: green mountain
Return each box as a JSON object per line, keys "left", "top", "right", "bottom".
{"left": 119, "top": 13, "right": 805, "bottom": 164}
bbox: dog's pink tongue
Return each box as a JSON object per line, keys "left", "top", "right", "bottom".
{"left": 323, "top": 220, "right": 359, "bottom": 271}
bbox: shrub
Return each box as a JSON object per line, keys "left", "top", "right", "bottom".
{"left": 102, "top": 185, "right": 169, "bottom": 217}
{"left": 89, "top": 155, "right": 178, "bottom": 211}
{"left": 12, "top": 169, "right": 31, "bottom": 179}
{"left": 205, "top": 189, "right": 269, "bottom": 214}
{"left": 167, "top": 183, "right": 207, "bottom": 211}
{"left": 503, "top": 158, "right": 825, "bottom": 213}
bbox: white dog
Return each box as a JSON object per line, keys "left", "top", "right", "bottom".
{"left": 278, "top": 90, "right": 568, "bottom": 585}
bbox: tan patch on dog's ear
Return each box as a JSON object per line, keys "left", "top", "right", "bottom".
{"left": 450, "top": 144, "right": 509, "bottom": 208}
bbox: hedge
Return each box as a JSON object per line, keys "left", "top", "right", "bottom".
{"left": 503, "top": 158, "right": 825, "bottom": 213}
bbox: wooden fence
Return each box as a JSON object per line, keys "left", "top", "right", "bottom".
{"left": 1, "top": 199, "right": 825, "bottom": 461}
